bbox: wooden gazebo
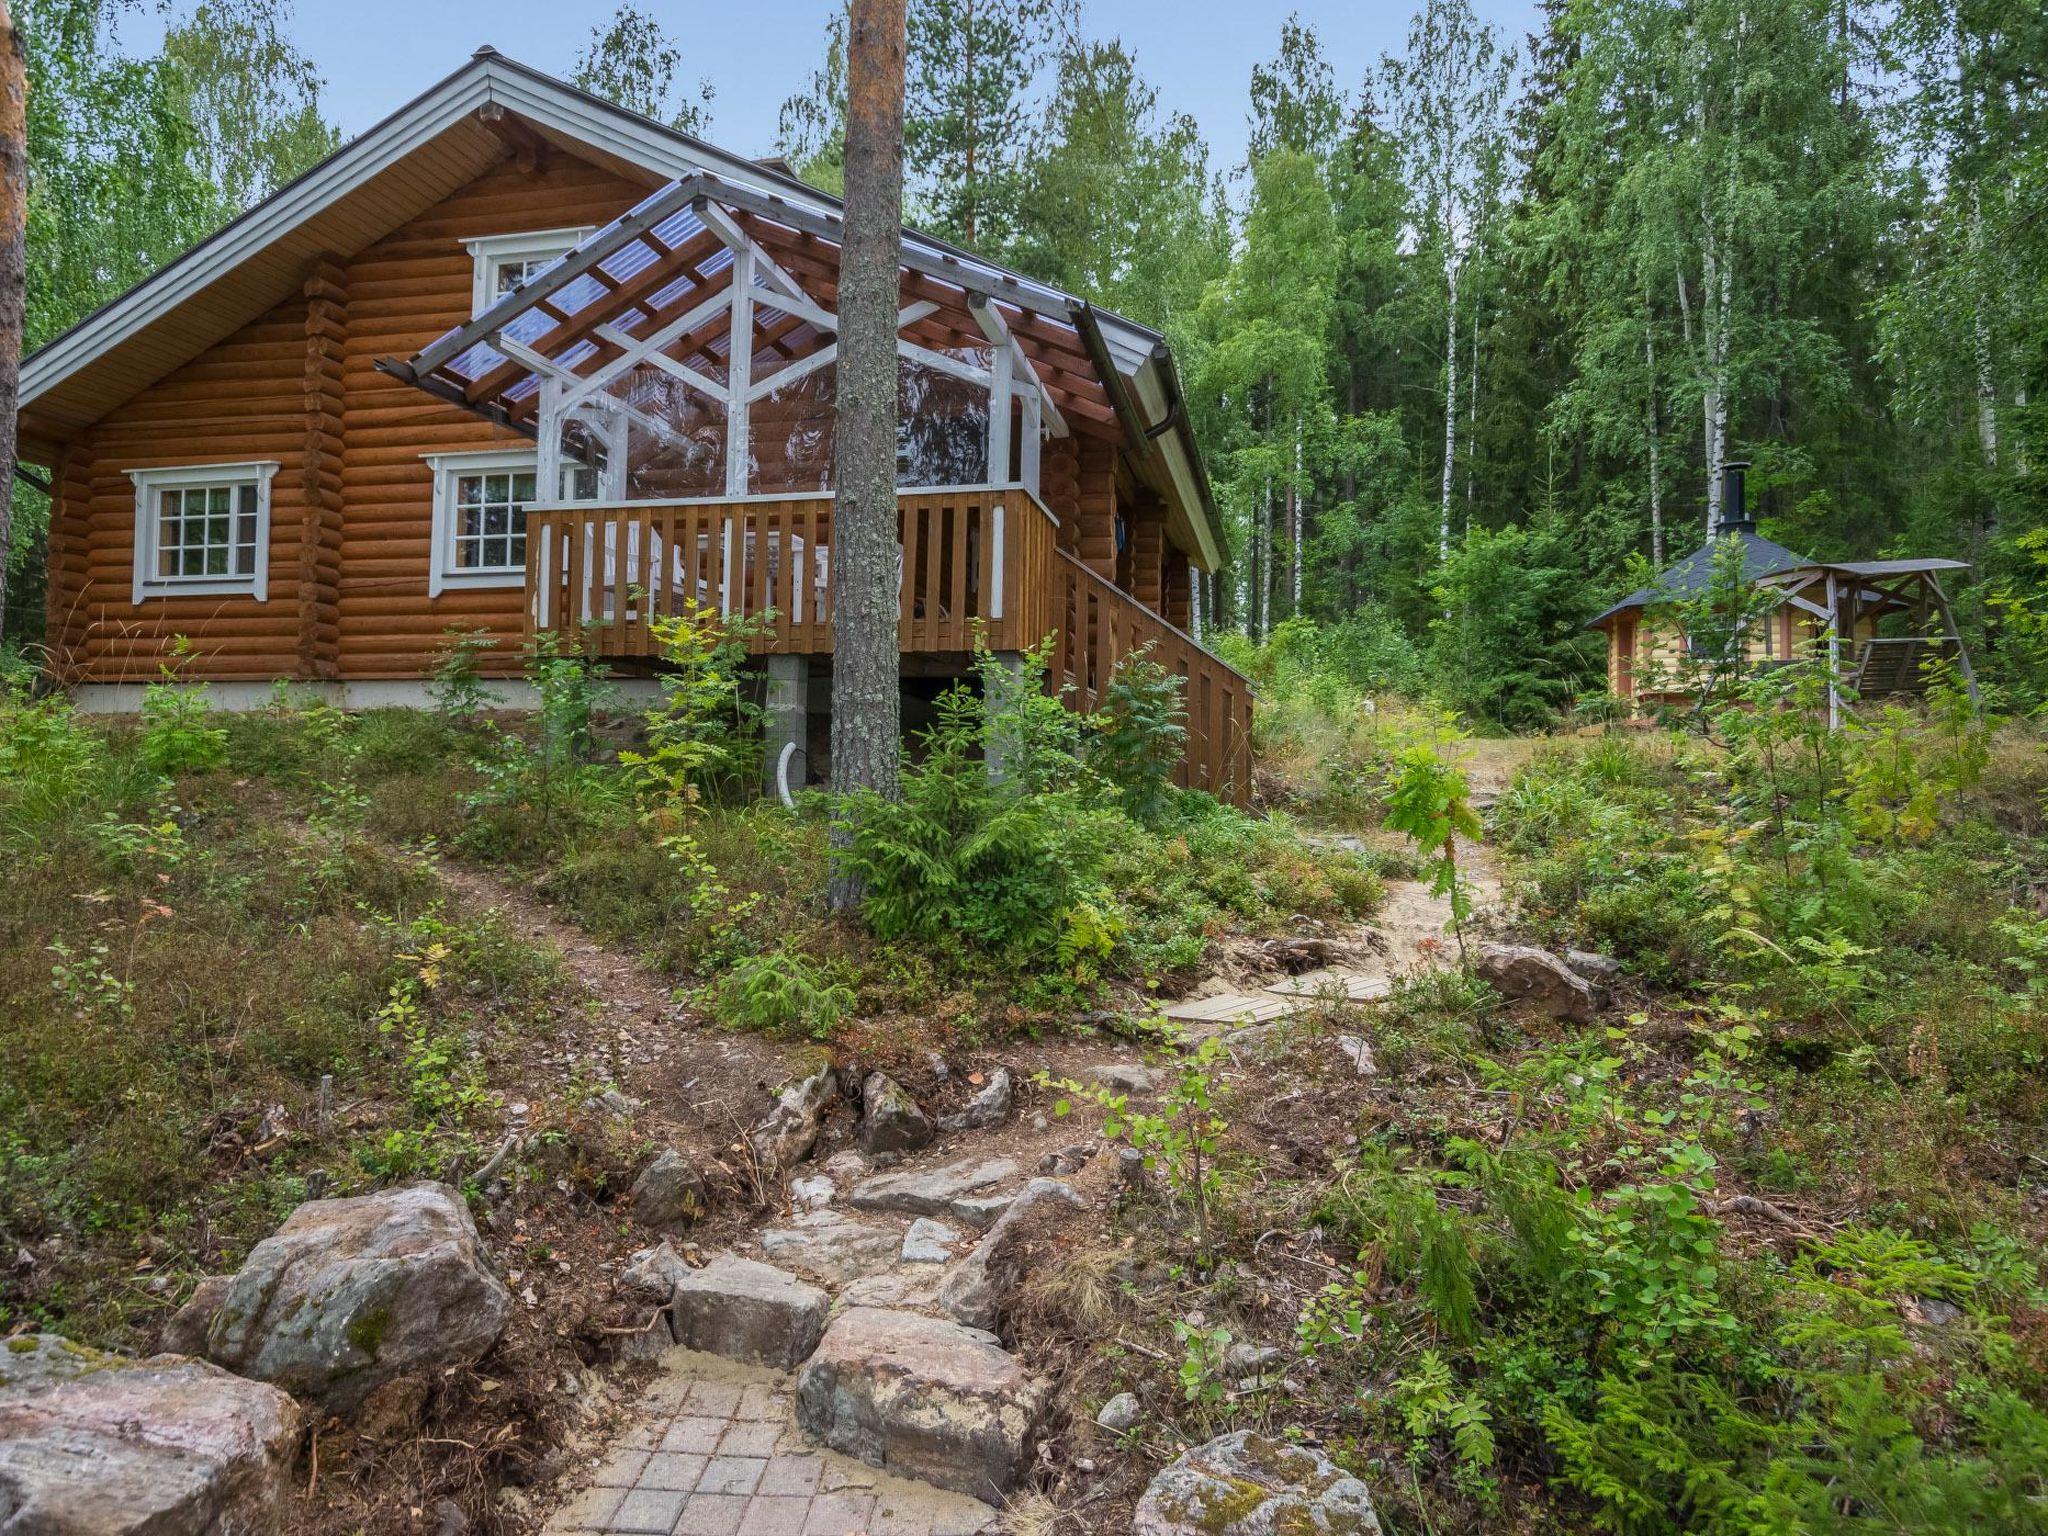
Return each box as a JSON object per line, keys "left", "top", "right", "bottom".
{"left": 1591, "top": 462, "right": 1976, "bottom": 720}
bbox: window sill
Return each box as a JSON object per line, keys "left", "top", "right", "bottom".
{"left": 431, "top": 569, "right": 524, "bottom": 595}
{"left": 136, "top": 580, "right": 266, "bottom": 601}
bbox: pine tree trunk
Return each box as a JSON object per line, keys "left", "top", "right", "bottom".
{"left": 828, "top": 0, "right": 908, "bottom": 911}
{"left": 0, "top": 5, "right": 24, "bottom": 646}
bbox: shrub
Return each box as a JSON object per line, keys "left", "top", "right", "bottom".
{"left": 1088, "top": 648, "right": 1186, "bottom": 826}
{"left": 837, "top": 650, "right": 1120, "bottom": 964}
{"left": 703, "top": 946, "right": 854, "bottom": 1039}
{"left": 137, "top": 673, "right": 227, "bottom": 777}
{"left": 427, "top": 626, "right": 499, "bottom": 720}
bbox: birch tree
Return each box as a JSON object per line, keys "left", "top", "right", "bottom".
{"left": 1379, "top": 0, "right": 1514, "bottom": 561}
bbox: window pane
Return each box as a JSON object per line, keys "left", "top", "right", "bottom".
{"left": 511, "top": 472, "right": 536, "bottom": 503}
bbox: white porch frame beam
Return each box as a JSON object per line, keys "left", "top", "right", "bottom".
{"left": 970, "top": 297, "right": 1068, "bottom": 438}
{"left": 594, "top": 325, "right": 732, "bottom": 405}
{"left": 560, "top": 283, "right": 739, "bottom": 414}
{"left": 696, "top": 200, "right": 811, "bottom": 309}
{"left": 726, "top": 247, "right": 754, "bottom": 496}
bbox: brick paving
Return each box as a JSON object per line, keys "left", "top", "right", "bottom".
{"left": 544, "top": 1350, "right": 998, "bottom": 1536}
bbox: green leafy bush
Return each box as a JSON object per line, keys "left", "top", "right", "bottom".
{"left": 1088, "top": 648, "right": 1187, "bottom": 825}
{"left": 702, "top": 946, "right": 854, "bottom": 1039}
{"left": 137, "top": 675, "right": 227, "bottom": 777}
{"left": 837, "top": 650, "right": 1120, "bottom": 963}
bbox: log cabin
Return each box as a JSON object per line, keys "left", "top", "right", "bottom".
{"left": 1589, "top": 462, "right": 1977, "bottom": 723}
{"left": 19, "top": 47, "right": 1253, "bottom": 802}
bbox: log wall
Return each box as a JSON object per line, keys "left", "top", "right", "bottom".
{"left": 334, "top": 156, "right": 647, "bottom": 678}
{"left": 63, "top": 296, "right": 311, "bottom": 682}
{"left": 43, "top": 146, "right": 1204, "bottom": 689}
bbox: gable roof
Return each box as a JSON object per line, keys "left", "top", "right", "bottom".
{"left": 22, "top": 48, "right": 1223, "bottom": 567}
{"left": 1588, "top": 526, "right": 1810, "bottom": 628}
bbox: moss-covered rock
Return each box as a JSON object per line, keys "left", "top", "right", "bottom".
{"left": 1133, "top": 1431, "right": 1382, "bottom": 1536}
{"left": 204, "top": 1181, "right": 509, "bottom": 1416}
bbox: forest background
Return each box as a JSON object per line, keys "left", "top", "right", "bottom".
{"left": 9, "top": 0, "right": 2045, "bottom": 728}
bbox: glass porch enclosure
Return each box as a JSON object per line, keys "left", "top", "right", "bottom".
{"left": 521, "top": 337, "right": 1061, "bottom": 657}
{"left": 411, "top": 177, "right": 1073, "bottom": 659}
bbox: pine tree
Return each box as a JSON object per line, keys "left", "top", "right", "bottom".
{"left": 830, "top": 0, "right": 910, "bottom": 908}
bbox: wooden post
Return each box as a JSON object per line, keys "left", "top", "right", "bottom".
{"left": 1825, "top": 571, "right": 1840, "bottom": 730}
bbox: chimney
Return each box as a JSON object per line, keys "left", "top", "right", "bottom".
{"left": 1718, "top": 460, "right": 1753, "bottom": 535}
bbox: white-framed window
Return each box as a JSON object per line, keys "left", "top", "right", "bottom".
{"left": 425, "top": 450, "right": 544, "bottom": 596}
{"left": 128, "top": 461, "right": 278, "bottom": 603}
{"left": 465, "top": 227, "right": 591, "bottom": 317}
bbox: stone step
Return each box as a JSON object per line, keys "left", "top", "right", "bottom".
{"left": 666, "top": 1255, "right": 829, "bottom": 1371}
{"left": 795, "top": 1308, "right": 1046, "bottom": 1505}
{"left": 844, "top": 1157, "right": 1020, "bottom": 1228}
{"left": 546, "top": 1350, "right": 995, "bottom": 1535}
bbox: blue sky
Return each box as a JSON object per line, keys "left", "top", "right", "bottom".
{"left": 123, "top": 0, "right": 1543, "bottom": 175}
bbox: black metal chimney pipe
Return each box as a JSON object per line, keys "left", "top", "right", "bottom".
{"left": 1719, "top": 460, "right": 1753, "bottom": 535}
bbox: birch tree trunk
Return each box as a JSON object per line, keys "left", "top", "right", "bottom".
{"left": 1439, "top": 254, "right": 1459, "bottom": 559}
{"left": 0, "top": 4, "right": 24, "bottom": 645}
{"left": 1290, "top": 416, "right": 1303, "bottom": 615}
{"left": 1702, "top": 217, "right": 1732, "bottom": 537}
{"left": 1970, "top": 193, "right": 1999, "bottom": 471}
{"left": 1465, "top": 301, "right": 1478, "bottom": 515}
{"left": 828, "top": 0, "right": 908, "bottom": 910}
{"left": 1645, "top": 310, "right": 1665, "bottom": 565}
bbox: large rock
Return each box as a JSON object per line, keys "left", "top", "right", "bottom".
{"left": 759, "top": 1211, "right": 902, "bottom": 1283}
{"left": 859, "top": 1072, "right": 936, "bottom": 1156}
{"left": 667, "top": 1255, "right": 828, "bottom": 1370}
{"left": 938, "top": 1068, "right": 1014, "bottom": 1133}
{"left": 0, "top": 1334, "right": 301, "bottom": 1535}
{"left": 629, "top": 1149, "right": 706, "bottom": 1228}
{"left": 939, "top": 1178, "right": 1087, "bottom": 1329}
{"left": 845, "top": 1156, "right": 1019, "bottom": 1225}
{"left": 1133, "top": 1431, "right": 1383, "bottom": 1536}
{"left": 795, "top": 1308, "right": 1046, "bottom": 1504}
{"left": 205, "top": 1181, "right": 510, "bottom": 1414}
{"left": 747, "top": 1061, "right": 837, "bottom": 1174}
{"left": 160, "top": 1275, "right": 233, "bottom": 1357}
{"left": 1476, "top": 943, "right": 1604, "bottom": 1023}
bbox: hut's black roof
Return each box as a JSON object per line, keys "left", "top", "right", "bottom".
{"left": 1589, "top": 527, "right": 1810, "bottom": 628}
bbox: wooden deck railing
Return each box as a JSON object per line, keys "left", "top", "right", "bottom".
{"left": 526, "top": 487, "right": 1056, "bottom": 656}
{"left": 526, "top": 489, "right": 1254, "bottom": 805}
{"left": 1049, "top": 548, "right": 1255, "bottom": 803}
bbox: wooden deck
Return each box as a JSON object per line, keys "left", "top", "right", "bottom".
{"left": 524, "top": 487, "right": 1254, "bottom": 803}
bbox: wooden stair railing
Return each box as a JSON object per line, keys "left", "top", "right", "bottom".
{"left": 1048, "top": 547, "right": 1256, "bottom": 806}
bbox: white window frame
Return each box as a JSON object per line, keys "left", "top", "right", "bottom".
{"left": 128, "top": 461, "right": 279, "bottom": 604}
{"left": 465, "top": 227, "right": 592, "bottom": 318}
{"left": 425, "top": 449, "right": 554, "bottom": 597}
